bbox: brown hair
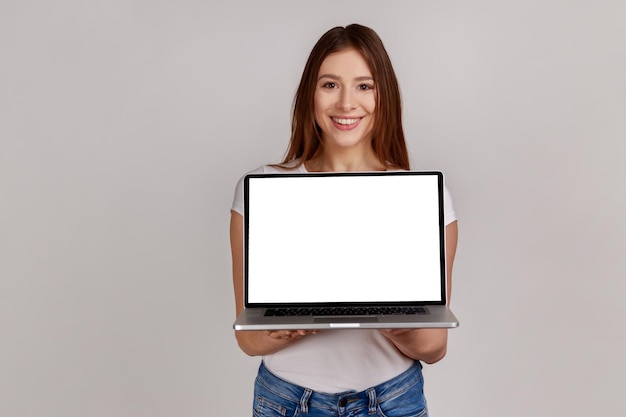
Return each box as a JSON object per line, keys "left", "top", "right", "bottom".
{"left": 280, "top": 24, "right": 410, "bottom": 170}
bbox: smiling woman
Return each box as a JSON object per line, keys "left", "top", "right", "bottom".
{"left": 313, "top": 48, "right": 377, "bottom": 162}
{"left": 283, "top": 24, "right": 409, "bottom": 173}
{"left": 230, "top": 24, "right": 458, "bottom": 417}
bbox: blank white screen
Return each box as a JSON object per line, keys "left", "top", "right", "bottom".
{"left": 246, "top": 174, "right": 443, "bottom": 304}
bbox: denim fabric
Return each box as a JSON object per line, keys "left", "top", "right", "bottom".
{"left": 252, "top": 361, "right": 428, "bottom": 417}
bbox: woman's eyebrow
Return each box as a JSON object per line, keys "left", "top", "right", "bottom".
{"left": 317, "top": 74, "right": 374, "bottom": 81}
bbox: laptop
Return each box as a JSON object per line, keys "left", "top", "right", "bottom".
{"left": 233, "top": 171, "right": 459, "bottom": 330}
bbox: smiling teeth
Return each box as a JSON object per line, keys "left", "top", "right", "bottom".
{"left": 332, "top": 118, "right": 360, "bottom": 125}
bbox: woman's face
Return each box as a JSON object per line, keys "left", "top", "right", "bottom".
{"left": 314, "top": 48, "right": 376, "bottom": 152}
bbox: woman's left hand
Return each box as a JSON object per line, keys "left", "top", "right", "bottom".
{"left": 378, "top": 328, "right": 448, "bottom": 364}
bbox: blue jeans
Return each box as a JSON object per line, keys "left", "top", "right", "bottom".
{"left": 252, "top": 361, "right": 428, "bottom": 417}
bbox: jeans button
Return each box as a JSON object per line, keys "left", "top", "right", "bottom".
{"left": 339, "top": 398, "right": 347, "bottom": 407}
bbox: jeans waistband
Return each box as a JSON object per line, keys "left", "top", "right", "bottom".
{"left": 256, "top": 361, "right": 423, "bottom": 412}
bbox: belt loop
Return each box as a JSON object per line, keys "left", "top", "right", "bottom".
{"left": 300, "top": 388, "right": 312, "bottom": 414}
{"left": 367, "top": 387, "right": 377, "bottom": 414}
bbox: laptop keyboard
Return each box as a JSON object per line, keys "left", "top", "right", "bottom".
{"left": 264, "top": 306, "right": 427, "bottom": 317}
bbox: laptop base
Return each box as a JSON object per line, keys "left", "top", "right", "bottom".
{"left": 233, "top": 305, "right": 458, "bottom": 330}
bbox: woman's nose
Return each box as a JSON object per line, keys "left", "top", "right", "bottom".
{"left": 337, "top": 89, "right": 356, "bottom": 112}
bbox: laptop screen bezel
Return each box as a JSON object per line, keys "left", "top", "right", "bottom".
{"left": 243, "top": 171, "right": 447, "bottom": 308}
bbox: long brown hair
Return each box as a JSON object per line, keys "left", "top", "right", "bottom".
{"left": 280, "top": 24, "right": 410, "bottom": 170}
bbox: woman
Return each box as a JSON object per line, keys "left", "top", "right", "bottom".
{"left": 230, "top": 24, "right": 458, "bottom": 417}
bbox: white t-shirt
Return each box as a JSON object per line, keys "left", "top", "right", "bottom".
{"left": 231, "top": 162, "right": 457, "bottom": 392}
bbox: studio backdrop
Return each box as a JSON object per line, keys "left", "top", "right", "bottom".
{"left": 1, "top": 1, "right": 624, "bottom": 416}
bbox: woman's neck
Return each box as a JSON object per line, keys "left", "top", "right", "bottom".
{"left": 304, "top": 145, "right": 387, "bottom": 172}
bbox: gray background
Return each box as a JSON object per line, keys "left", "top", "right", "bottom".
{"left": 2, "top": 1, "right": 625, "bottom": 416}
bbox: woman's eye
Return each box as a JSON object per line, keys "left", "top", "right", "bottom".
{"left": 359, "top": 84, "right": 374, "bottom": 90}
{"left": 323, "top": 82, "right": 337, "bottom": 89}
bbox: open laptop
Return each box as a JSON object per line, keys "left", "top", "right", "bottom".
{"left": 233, "top": 171, "right": 458, "bottom": 330}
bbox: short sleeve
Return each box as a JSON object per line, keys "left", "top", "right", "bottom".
{"left": 230, "top": 175, "right": 245, "bottom": 216}
{"left": 443, "top": 185, "right": 457, "bottom": 226}
{"left": 231, "top": 166, "right": 266, "bottom": 215}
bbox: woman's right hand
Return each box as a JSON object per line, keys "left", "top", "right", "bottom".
{"left": 234, "top": 329, "right": 319, "bottom": 356}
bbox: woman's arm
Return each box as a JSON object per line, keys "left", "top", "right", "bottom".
{"left": 230, "top": 211, "right": 317, "bottom": 356}
{"left": 379, "top": 220, "right": 459, "bottom": 364}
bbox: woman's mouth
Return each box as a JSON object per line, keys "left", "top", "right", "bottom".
{"left": 331, "top": 117, "right": 362, "bottom": 130}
